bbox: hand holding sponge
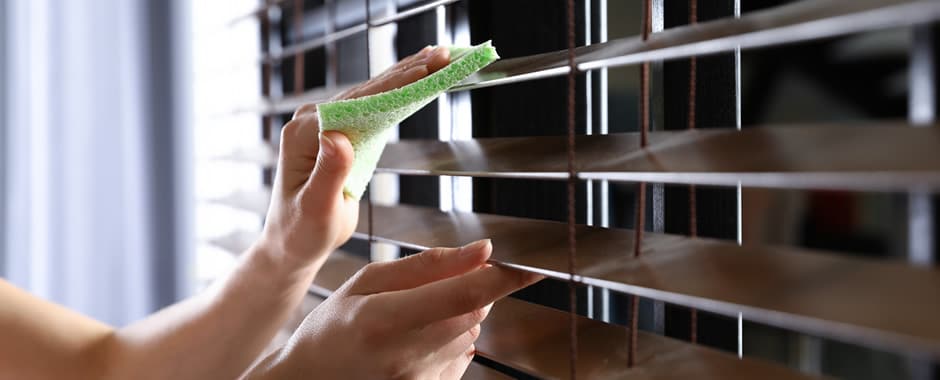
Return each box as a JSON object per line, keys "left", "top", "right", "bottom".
{"left": 317, "top": 41, "right": 499, "bottom": 199}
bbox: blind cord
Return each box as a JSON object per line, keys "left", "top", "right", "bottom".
{"left": 565, "top": 0, "right": 579, "bottom": 377}
{"left": 629, "top": 0, "right": 653, "bottom": 369}
{"left": 688, "top": 0, "right": 699, "bottom": 345}
{"left": 293, "top": 0, "right": 305, "bottom": 96}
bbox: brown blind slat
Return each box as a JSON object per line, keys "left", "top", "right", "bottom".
{"left": 450, "top": 0, "right": 940, "bottom": 92}
{"left": 462, "top": 363, "right": 514, "bottom": 380}
{"left": 354, "top": 203, "right": 940, "bottom": 357}
{"left": 477, "top": 298, "right": 820, "bottom": 380}
{"left": 376, "top": 124, "right": 940, "bottom": 191}
{"left": 299, "top": 254, "right": 811, "bottom": 379}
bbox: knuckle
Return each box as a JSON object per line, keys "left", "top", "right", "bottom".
{"left": 280, "top": 120, "right": 301, "bottom": 141}
{"left": 468, "top": 307, "right": 488, "bottom": 324}
{"left": 416, "top": 247, "right": 446, "bottom": 267}
{"left": 292, "top": 103, "right": 317, "bottom": 119}
{"left": 352, "top": 262, "right": 383, "bottom": 285}
{"left": 467, "top": 324, "right": 481, "bottom": 341}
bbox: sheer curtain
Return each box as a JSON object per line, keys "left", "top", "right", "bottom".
{"left": 1, "top": 0, "right": 193, "bottom": 326}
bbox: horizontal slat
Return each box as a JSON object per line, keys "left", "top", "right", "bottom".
{"left": 212, "top": 143, "right": 278, "bottom": 166}
{"left": 227, "top": 0, "right": 288, "bottom": 26}
{"left": 376, "top": 123, "right": 940, "bottom": 191}
{"left": 462, "top": 363, "right": 513, "bottom": 380}
{"left": 450, "top": 0, "right": 940, "bottom": 92}
{"left": 354, "top": 204, "right": 940, "bottom": 357}
{"left": 369, "top": 0, "right": 460, "bottom": 27}
{"left": 263, "top": 0, "right": 459, "bottom": 64}
{"left": 265, "top": 24, "right": 368, "bottom": 63}
{"left": 244, "top": 0, "right": 940, "bottom": 115}
{"left": 207, "top": 189, "right": 271, "bottom": 215}
{"left": 237, "top": 85, "right": 351, "bottom": 116}
{"left": 477, "top": 298, "right": 818, "bottom": 380}
{"left": 300, "top": 243, "right": 808, "bottom": 379}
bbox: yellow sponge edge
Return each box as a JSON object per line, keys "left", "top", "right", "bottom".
{"left": 318, "top": 41, "right": 499, "bottom": 200}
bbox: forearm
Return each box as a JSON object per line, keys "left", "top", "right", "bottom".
{"left": 98, "top": 243, "right": 323, "bottom": 380}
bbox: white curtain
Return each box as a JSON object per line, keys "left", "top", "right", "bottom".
{"left": 2, "top": 0, "right": 193, "bottom": 326}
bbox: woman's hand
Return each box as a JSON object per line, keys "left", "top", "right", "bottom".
{"left": 245, "top": 240, "right": 543, "bottom": 380}
{"left": 256, "top": 46, "right": 450, "bottom": 271}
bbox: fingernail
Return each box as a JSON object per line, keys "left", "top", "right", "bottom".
{"left": 461, "top": 239, "right": 490, "bottom": 255}
{"left": 319, "top": 133, "right": 335, "bottom": 158}
{"left": 422, "top": 47, "right": 444, "bottom": 61}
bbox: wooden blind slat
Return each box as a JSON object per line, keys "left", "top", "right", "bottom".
{"left": 354, "top": 203, "right": 940, "bottom": 357}
{"left": 262, "top": 0, "right": 461, "bottom": 64}
{"left": 375, "top": 124, "right": 940, "bottom": 191}
{"left": 462, "top": 363, "right": 514, "bottom": 380}
{"left": 476, "top": 298, "right": 819, "bottom": 380}
{"left": 450, "top": 0, "right": 940, "bottom": 92}
{"left": 233, "top": 85, "right": 353, "bottom": 116}
{"left": 237, "top": 1, "right": 940, "bottom": 115}
{"left": 301, "top": 251, "right": 811, "bottom": 379}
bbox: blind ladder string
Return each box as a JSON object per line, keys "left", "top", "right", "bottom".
{"left": 565, "top": 0, "right": 579, "bottom": 378}
{"left": 629, "top": 0, "right": 652, "bottom": 369}
{"left": 688, "top": 0, "right": 699, "bottom": 345}
{"left": 293, "top": 0, "right": 305, "bottom": 96}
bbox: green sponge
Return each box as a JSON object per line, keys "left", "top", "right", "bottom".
{"left": 318, "top": 41, "right": 499, "bottom": 200}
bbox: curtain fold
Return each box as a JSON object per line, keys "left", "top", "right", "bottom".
{"left": 2, "top": 0, "right": 192, "bottom": 326}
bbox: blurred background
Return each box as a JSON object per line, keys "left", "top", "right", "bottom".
{"left": 0, "top": 0, "right": 268, "bottom": 325}
{"left": 1, "top": 0, "right": 938, "bottom": 378}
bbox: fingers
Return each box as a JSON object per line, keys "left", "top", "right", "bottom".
{"left": 294, "top": 46, "right": 451, "bottom": 120}
{"left": 438, "top": 345, "right": 475, "bottom": 380}
{"left": 291, "top": 103, "right": 317, "bottom": 120}
{"left": 349, "top": 240, "right": 492, "bottom": 295}
{"left": 373, "top": 265, "right": 543, "bottom": 328}
{"left": 413, "top": 304, "right": 492, "bottom": 353}
{"left": 424, "top": 46, "right": 450, "bottom": 73}
{"left": 340, "top": 46, "right": 450, "bottom": 100}
{"left": 301, "top": 131, "right": 355, "bottom": 205}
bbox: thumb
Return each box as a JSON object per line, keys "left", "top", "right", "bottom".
{"left": 304, "top": 131, "right": 354, "bottom": 204}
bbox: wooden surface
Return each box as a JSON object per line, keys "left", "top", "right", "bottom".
{"left": 477, "top": 298, "right": 819, "bottom": 379}
{"left": 305, "top": 250, "right": 813, "bottom": 379}
{"left": 377, "top": 124, "right": 940, "bottom": 191}
{"left": 356, "top": 203, "right": 940, "bottom": 357}
{"left": 451, "top": 0, "right": 940, "bottom": 91}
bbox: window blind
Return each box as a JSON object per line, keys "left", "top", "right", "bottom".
{"left": 209, "top": 0, "right": 940, "bottom": 378}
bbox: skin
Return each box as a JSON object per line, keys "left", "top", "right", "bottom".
{"left": 0, "top": 46, "right": 542, "bottom": 380}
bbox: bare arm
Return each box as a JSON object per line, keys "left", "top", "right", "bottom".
{"left": 0, "top": 46, "right": 451, "bottom": 380}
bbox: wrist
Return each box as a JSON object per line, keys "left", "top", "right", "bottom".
{"left": 246, "top": 237, "right": 325, "bottom": 288}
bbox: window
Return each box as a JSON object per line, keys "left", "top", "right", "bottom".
{"left": 205, "top": 1, "right": 940, "bottom": 378}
